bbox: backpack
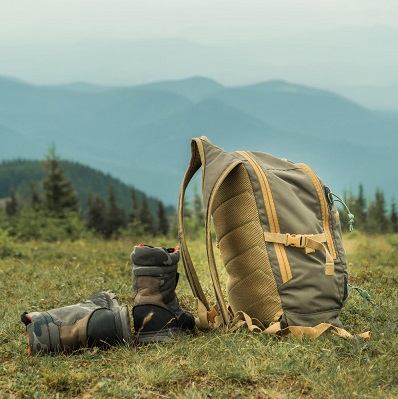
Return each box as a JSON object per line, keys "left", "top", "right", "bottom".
{"left": 178, "top": 136, "right": 360, "bottom": 338}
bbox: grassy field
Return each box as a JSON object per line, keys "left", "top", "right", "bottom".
{"left": 0, "top": 232, "right": 397, "bottom": 398}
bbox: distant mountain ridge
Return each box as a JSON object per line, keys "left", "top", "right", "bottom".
{"left": 138, "top": 76, "right": 225, "bottom": 102}
{"left": 1, "top": 75, "right": 397, "bottom": 206}
{"left": 1, "top": 27, "right": 397, "bottom": 106}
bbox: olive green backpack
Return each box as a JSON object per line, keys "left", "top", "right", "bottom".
{"left": 178, "top": 137, "right": 366, "bottom": 338}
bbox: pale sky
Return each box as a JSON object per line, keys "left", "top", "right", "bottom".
{"left": 1, "top": 0, "right": 397, "bottom": 45}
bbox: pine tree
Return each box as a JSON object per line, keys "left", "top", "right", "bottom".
{"left": 41, "top": 146, "right": 80, "bottom": 215}
{"left": 390, "top": 198, "right": 398, "bottom": 233}
{"left": 193, "top": 182, "right": 204, "bottom": 226}
{"left": 5, "top": 189, "right": 19, "bottom": 216}
{"left": 353, "top": 183, "right": 367, "bottom": 230}
{"left": 86, "top": 190, "right": 107, "bottom": 236}
{"left": 129, "top": 188, "right": 139, "bottom": 224}
{"left": 29, "top": 182, "right": 42, "bottom": 209}
{"left": 104, "top": 186, "right": 127, "bottom": 238}
{"left": 157, "top": 200, "right": 169, "bottom": 236}
{"left": 139, "top": 194, "right": 154, "bottom": 234}
{"left": 183, "top": 198, "right": 193, "bottom": 219}
{"left": 366, "top": 189, "right": 387, "bottom": 234}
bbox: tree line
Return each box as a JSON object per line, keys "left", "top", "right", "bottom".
{"left": 0, "top": 158, "right": 166, "bottom": 215}
{"left": 340, "top": 184, "right": 397, "bottom": 233}
{"left": 0, "top": 148, "right": 173, "bottom": 241}
{"left": 1, "top": 149, "right": 396, "bottom": 241}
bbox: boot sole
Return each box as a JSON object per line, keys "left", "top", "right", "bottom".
{"left": 103, "top": 291, "right": 133, "bottom": 345}
{"left": 120, "top": 305, "right": 133, "bottom": 344}
{"left": 135, "top": 327, "right": 191, "bottom": 344}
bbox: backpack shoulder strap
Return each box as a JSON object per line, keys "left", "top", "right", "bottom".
{"left": 179, "top": 137, "right": 242, "bottom": 328}
{"left": 178, "top": 137, "right": 209, "bottom": 310}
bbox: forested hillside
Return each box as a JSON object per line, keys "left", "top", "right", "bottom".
{"left": 0, "top": 155, "right": 178, "bottom": 241}
{"left": 0, "top": 159, "right": 172, "bottom": 214}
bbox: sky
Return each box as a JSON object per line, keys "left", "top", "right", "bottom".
{"left": 1, "top": 0, "right": 397, "bottom": 46}
{"left": 1, "top": 0, "right": 397, "bottom": 108}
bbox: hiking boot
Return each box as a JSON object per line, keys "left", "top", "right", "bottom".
{"left": 131, "top": 244, "right": 195, "bottom": 343}
{"left": 21, "top": 291, "right": 132, "bottom": 355}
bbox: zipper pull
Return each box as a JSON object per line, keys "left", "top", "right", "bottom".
{"left": 328, "top": 192, "right": 355, "bottom": 232}
{"left": 348, "top": 284, "right": 375, "bottom": 304}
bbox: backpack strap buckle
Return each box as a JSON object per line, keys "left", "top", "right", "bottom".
{"left": 264, "top": 232, "right": 335, "bottom": 276}
{"left": 285, "top": 233, "right": 305, "bottom": 248}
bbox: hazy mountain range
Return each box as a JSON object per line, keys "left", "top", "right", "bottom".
{"left": 1, "top": 75, "right": 397, "bottom": 206}
{"left": 1, "top": 27, "right": 398, "bottom": 109}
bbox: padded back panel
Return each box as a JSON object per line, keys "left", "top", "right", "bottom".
{"left": 211, "top": 164, "right": 282, "bottom": 325}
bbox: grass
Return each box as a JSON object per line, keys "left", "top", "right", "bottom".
{"left": 0, "top": 233, "right": 397, "bottom": 398}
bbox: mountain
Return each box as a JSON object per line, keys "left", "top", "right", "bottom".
{"left": 46, "top": 82, "right": 114, "bottom": 93}
{"left": 330, "top": 85, "right": 398, "bottom": 111}
{"left": 1, "top": 27, "right": 398, "bottom": 108}
{"left": 0, "top": 159, "right": 173, "bottom": 216}
{"left": 138, "top": 77, "right": 225, "bottom": 102}
{"left": 1, "top": 76, "right": 397, "bottom": 206}
{"left": 0, "top": 76, "right": 193, "bottom": 159}
{"left": 212, "top": 80, "right": 397, "bottom": 147}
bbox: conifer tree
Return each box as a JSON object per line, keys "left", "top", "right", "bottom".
{"left": 353, "top": 183, "right": 367, "bottom": 230}
{"left": 183, "top": 198, "right": 193, "bottom": 219}
{"left": 193, "top": 182, "right": 204, "bottom": 226}
{"left": 129, "top": 188, "right": 139, "bottom": 224}
{"left": 104, "top": 186, "right": 127, "bottom": 238}
{"left": 5, "top": 189, "right": 19, "bottom": 216}
{"left": 366, "top": 189, "right": 387, "bottom": 234}
{"left": 41, "top": 146, "right": 80, "bottom": 215}
{"left": 86, "top": 190, "right": 107, "bottom": 236}
{"left": 157, "top": 200, "right": 169, "bottom": 236}
{"left": 390, "top": 198, "right": 398, "bottom": 233}
{"left": 29, "top": 182, "right": 42, "bottom": 209}
{"left": 139, "top": 194, "right": 154, "bottom": 234}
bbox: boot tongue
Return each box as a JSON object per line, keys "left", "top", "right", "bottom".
{"left": 85, "top": 291, "right": 116, "bottom": 309}
{"left": 21, "top": 312, "right": 32, "bottom": 326}
{"left": 164, "top": 247, "right": 180, "bottom": 266}
{"left": 165, "top": 246, "right": 179, "bottom": 253}
{"left": 160, "top": 247, "right": 175, "bottom": 266}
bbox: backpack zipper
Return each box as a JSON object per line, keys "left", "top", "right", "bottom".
{"left": 237, "top": 151, "right": 293, "bottom": 283}
{"left": 297, "top": 163, "right": 337, "bottom": 259}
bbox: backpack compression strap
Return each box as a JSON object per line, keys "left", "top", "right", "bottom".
{"left": 263, "top": 232, "right": 335, "bottom": 275}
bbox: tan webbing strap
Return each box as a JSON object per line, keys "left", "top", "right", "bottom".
{"left": 195, "top": 299, "right": 210, "bottom": 330}
{"left": 264, "top": 232, "right": 335, "bottom": 275}
{"left": 230, "top": 311, "right": 265, "bottom": 333}
{"left": 237, "top": 150, "right": 293, "bottom": 284}
{"left": 279, "top": 324, "right": 370, "bottom": 340}
{"left": 297, "top": 163, "right": 337, "bottom": 259}
{"left": 206, "top": 160, "right": 243, "bottom": 326}
{"left": 195, "top": 299, "right": 223, "bottom": 330}
{"left": 178, "top": 138, "right": 209, "bottom": 310}
{"left": 230, "top": 311, "right": 371, "bottom": 339}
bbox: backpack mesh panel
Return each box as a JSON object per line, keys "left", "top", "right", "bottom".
{"left": 211, "top": 164, "right": 282, "bottom": 326}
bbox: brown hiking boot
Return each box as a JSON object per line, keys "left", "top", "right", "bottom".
{"left": 131, "top": 244, "right": 195, "bottom": 343}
